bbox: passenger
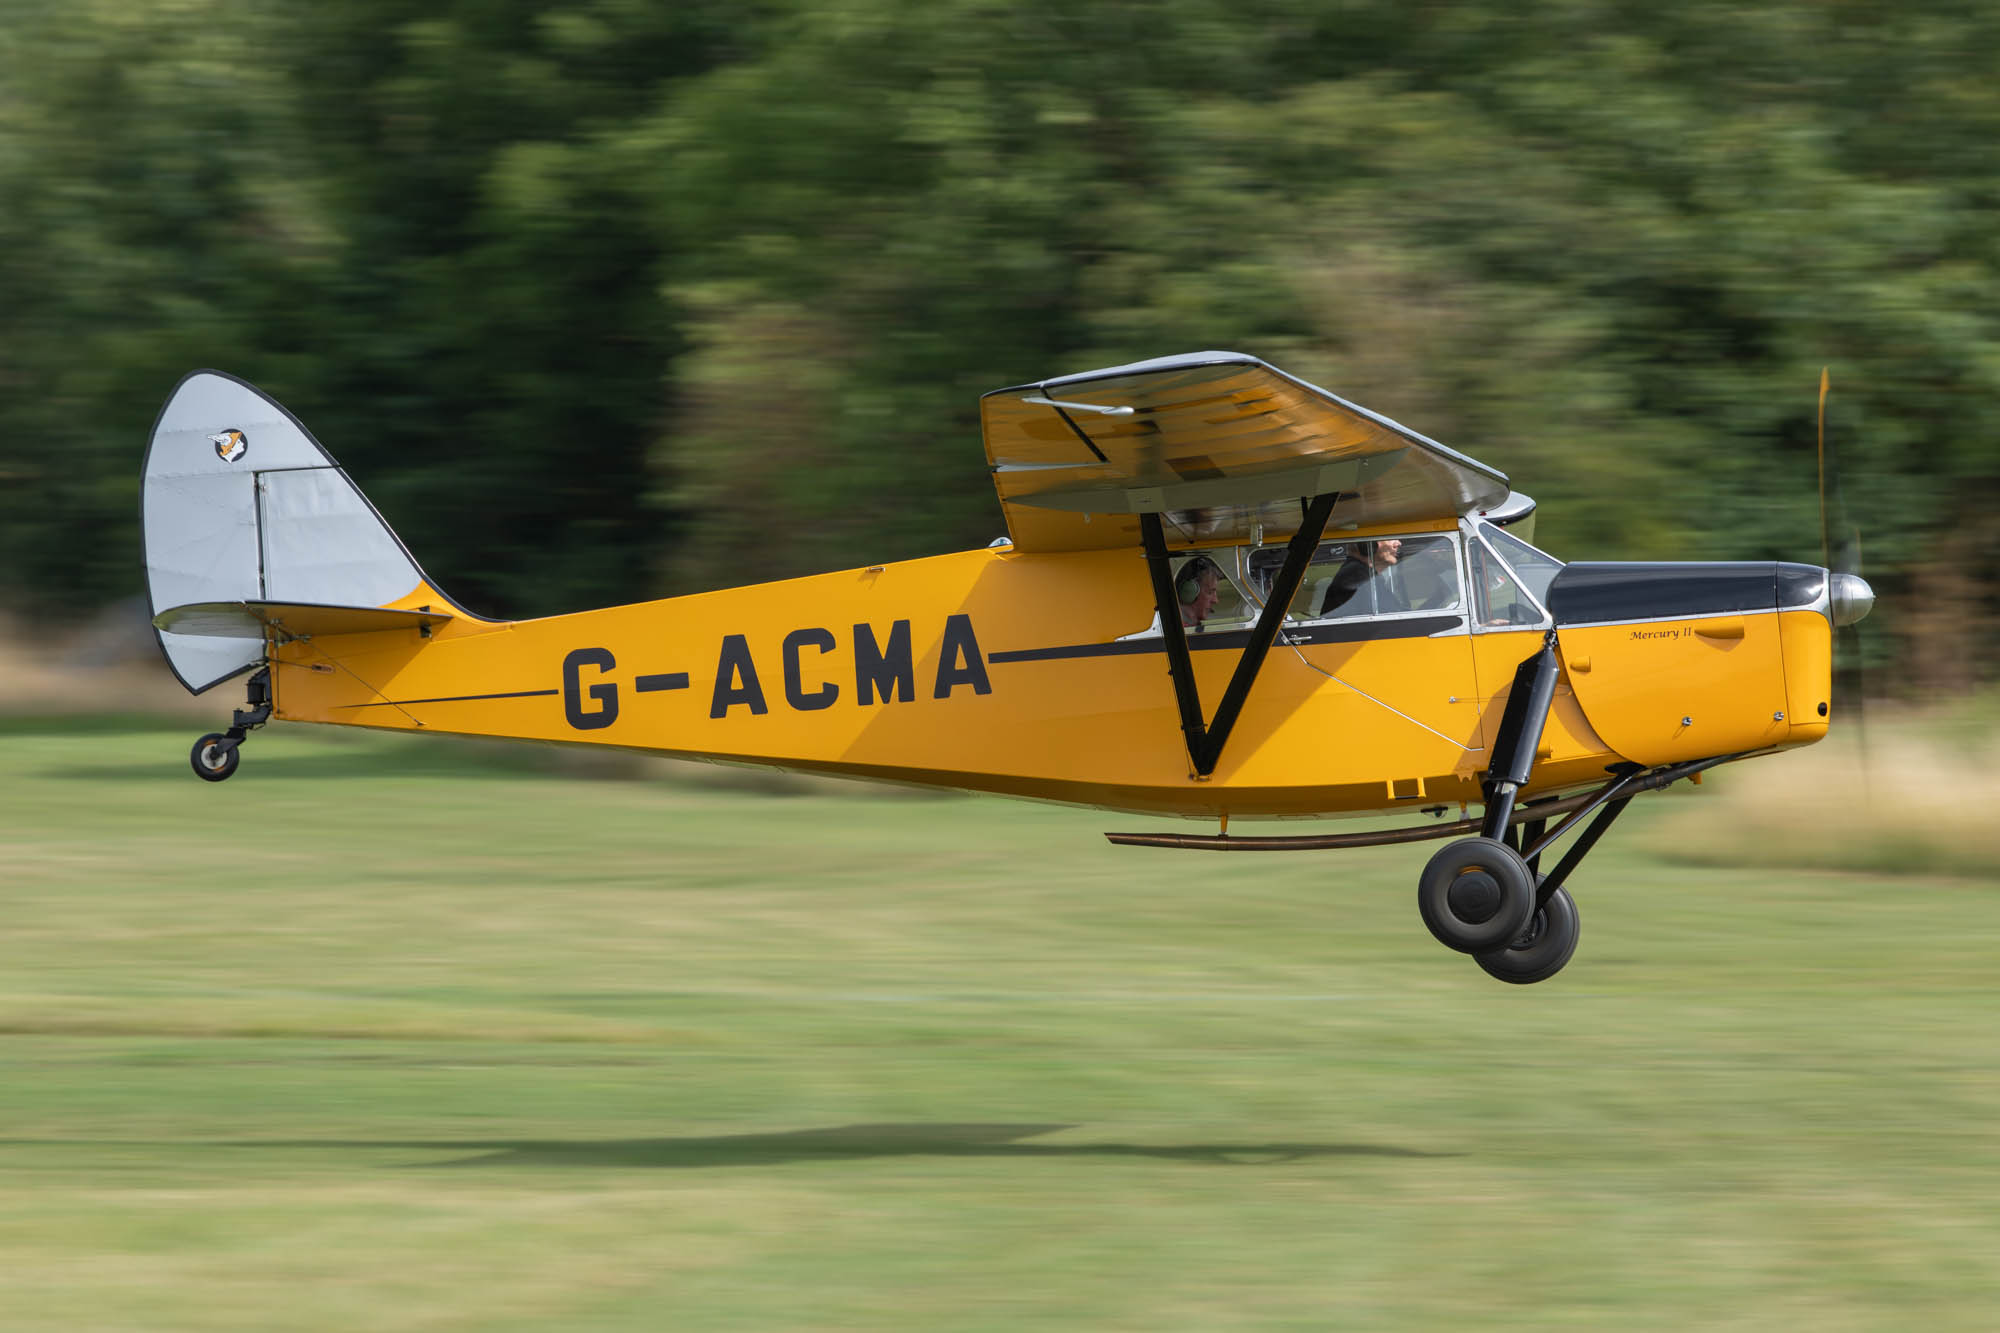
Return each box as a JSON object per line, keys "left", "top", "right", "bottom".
{"left": 1319, "top": 539, "right": 1400, "bottom": 616}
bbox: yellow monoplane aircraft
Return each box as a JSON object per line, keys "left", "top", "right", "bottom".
{"left": 142, "top": 353, "right": 1873, "bottom": 983}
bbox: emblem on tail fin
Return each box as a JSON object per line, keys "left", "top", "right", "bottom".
{"left": 209, "top": 428, "right": 248, "bottom": 463}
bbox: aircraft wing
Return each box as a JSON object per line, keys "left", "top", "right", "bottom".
{"left": 981, "top": 351, "right": 1509, "bottom": 551}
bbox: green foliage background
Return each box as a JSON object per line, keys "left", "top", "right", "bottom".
{"left": 4, "top": 1, "right": 1995, "bottom": 680}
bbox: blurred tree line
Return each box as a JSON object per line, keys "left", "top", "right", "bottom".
{"left": 3, "top": 0, "right": 1995, "bottom": 688}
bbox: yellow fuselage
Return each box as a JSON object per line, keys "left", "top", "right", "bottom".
{"left": 271, "top": 524, "right": 1833, "bottom": 819}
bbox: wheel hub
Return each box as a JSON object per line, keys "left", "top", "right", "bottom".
{"left": 1509, "top": 907, "right": 1548, "bottom": 950}
{"left": 1447, "top": 870, "right": 1502, "bottom": 924}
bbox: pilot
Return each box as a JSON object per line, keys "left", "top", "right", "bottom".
{"left": 1319, "top": 538, "right": 1401, "bottom": 616}
{"left": 1177, "top": 555, "right": 1223, "bottom": 628}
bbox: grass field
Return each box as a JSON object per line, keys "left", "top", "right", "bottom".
{"left": 3, "top": 720, "right": 1997, "bottom": 1330}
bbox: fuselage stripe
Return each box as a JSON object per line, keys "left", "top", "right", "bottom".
{"left": 989, "top": 615, "right": 1462, "bottom": 664}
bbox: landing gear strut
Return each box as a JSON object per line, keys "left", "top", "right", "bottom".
{"left": 189, "top": 667, "right": 270, "bottom": 783}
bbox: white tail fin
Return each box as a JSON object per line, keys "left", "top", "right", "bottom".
{"left": 143, "top": 370, "right": 454, "bottom": 693}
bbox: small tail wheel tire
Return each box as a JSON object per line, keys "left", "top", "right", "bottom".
{"left": 1476, "top": 884, "right": 1580, "bottom": 985}
{"left": 1417, "top": 837, "right": 1536, "bottom": 954}
{"left": 190, "top": 733, "right": 240, "bottom": 782}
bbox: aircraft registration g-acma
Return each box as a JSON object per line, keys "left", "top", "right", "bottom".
{"left": 143, "top": 353, "right": 1874, "bottom": 984}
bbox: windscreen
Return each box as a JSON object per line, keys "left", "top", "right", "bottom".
{"left": 1481, "top": 523, "right": 1564, "bottom": 603}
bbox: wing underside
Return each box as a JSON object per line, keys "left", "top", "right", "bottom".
{"left": 981, "top": 352, "right": 1509, "bottom": 551}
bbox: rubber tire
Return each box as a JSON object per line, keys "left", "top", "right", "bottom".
{"left": 1417, "top": 837, "right": 1536, "bottom": 954}
{"left": 190, "top": 733, "right": 240, "bottom": 782}
{"left": 1475, "top": 885, "right": 1580, "bottom": 985}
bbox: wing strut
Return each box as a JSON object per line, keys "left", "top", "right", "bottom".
{"left": 1140, "top": 492, "right": 1338, "bottom": 777}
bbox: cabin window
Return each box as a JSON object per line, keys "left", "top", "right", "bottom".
{"left": 1168, "top": 550, "right": 1253, "bottom": 631}
{"left": 1247, "top": 533, "right": 1462, "bottom": 621}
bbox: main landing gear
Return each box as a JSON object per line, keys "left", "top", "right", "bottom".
{"left": 1411, "top": 746, "right": 1737, "bottom": 985}
{"left": 189, "top": 667, "right": 271, "bottom": 783}
{"left": 1418, "top": 837, "right": 1581, "bottom": 984}
{"left": 1415, "top": 632, "right": 1734, "bottom": 984}
{"left": 1415, "top": 633, "right": 1580, "bottom": 981}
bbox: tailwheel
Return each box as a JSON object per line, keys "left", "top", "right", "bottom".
{"left": 189, "top": 733, "right": 241, "bottom": 782}
{"left": 185, "top": 667, "right": 269, "bottom": 783}
{"left": 1417, "top": 837, "right": 1536, "bottom": 954}
{"left": 1475, "top": 884, "right": 1580, "bottom": 985}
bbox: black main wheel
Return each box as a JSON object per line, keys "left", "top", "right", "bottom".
{"left": 1417, "top": 837, "right": 1535, "bottom": 954}
{"left": 1475, "top": 885, "right": 1580, "bottom": 985}
{"left": 190, "top": 733, "right": 240, "bottom": 782}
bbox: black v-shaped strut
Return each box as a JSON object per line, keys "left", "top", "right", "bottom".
{"left": 1140, "top": 492, "right": 1338, "bottom": 777}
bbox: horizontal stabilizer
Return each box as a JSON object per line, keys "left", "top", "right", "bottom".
{"left": 153, "top": 601, "right": 453, "bottom": 641}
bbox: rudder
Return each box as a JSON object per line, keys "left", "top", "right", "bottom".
{"left": 142, "top": 370, "right": 461, "bottom": 693}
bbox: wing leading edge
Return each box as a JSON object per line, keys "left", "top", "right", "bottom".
{"left": 981, "top": 351, "right": 1509, "bottom": 552}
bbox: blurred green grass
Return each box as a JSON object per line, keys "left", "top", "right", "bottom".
{"left": 2, "top": 722, "right": 1997, "bottom": 1330}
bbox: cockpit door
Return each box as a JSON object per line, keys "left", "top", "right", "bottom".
{"left": 1243, "top": 533, "right": 1484, "bottom": 790}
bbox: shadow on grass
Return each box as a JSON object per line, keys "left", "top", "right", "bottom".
{"left": 252, "top": 1122, "right": 1454, "bottom": 1168}
{"left": 5, "top": 1123, "right": 1454, "bottom": 1168}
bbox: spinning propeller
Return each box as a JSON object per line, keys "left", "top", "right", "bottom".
{"left": 1818, "top": 368, "right": 1874, "bottom": 743}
